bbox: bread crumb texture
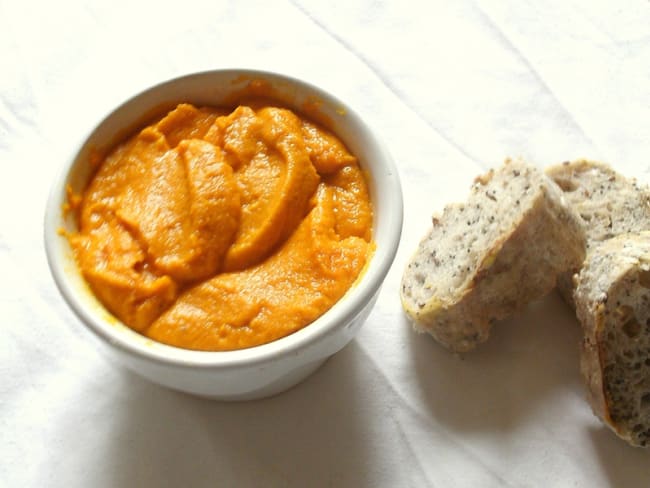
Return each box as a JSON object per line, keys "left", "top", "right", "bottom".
{"left": 546, "top": 159, "right": 650, "bottom": 306}
{"left": 575, "top": 231, "right": 650, "bottom": 447}
{"left": 400, "top": 158, "right": 586, "bottom": 352}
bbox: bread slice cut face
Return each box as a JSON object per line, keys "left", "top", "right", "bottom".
{"left": 576, "top": 231, "right": 650, "bottom": 447}
{"left": 401, "top": 158, "right": 586, "bottom": 352}
{"left": 546, "top": 159, "right": 650, "bottom": 306}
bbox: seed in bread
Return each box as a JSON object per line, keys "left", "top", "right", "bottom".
{"left": 400, "top": 158, "right": 586, "bottom": 352}
{"left": 546, "top": 159, "right": 650, "bottom": 305}
{"left": 575, "top": 231, "right": 650, "bottom": 447}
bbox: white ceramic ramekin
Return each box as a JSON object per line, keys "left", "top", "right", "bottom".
{"left": 44, "top": 69, "right": 403, "bottom": 400}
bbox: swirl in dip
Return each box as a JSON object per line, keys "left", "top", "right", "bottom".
{"left": 68, "top": 101, "right": 373, "bottom": 351}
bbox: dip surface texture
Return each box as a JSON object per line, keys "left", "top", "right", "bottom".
{"left": 69, "top": 103, "right": 373, "bottom": 351}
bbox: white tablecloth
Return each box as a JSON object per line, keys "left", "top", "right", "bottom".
{"left": 3, "top": 1, "right": 650, "bottom": 486}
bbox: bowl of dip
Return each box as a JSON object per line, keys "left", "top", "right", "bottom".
{"left": 44, "top": 69, "right": 403, "bottom": 400}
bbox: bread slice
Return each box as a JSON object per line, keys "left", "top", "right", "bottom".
{"left": 546, "top": 160, "right": 650, "bottom": 305}
{"left": 400, "top": 158, "right": 586, "bottom": 352}
{"left": 575, "top": 231, "right": 650, "bottom": 447}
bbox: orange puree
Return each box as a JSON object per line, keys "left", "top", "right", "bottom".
{"left": 69, "top": 102, "right": 373, "bottom": 350}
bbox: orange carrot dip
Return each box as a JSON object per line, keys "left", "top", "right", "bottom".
{"left": 69, "top": 102, "right": 373, "bottom": 351}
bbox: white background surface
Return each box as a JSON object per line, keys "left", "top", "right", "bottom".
{"left": 3, "top": 0, "right": 650, "bottom": 486}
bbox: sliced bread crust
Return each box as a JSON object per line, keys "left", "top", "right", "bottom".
{"left": 575, "top": 231, "right": 650, "bottom": 447}
{"left": 401, "top": 159, "right": 586, "bottom": 352}
{"left": 546, "top": 159, "right": 650, "bottom": 305}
